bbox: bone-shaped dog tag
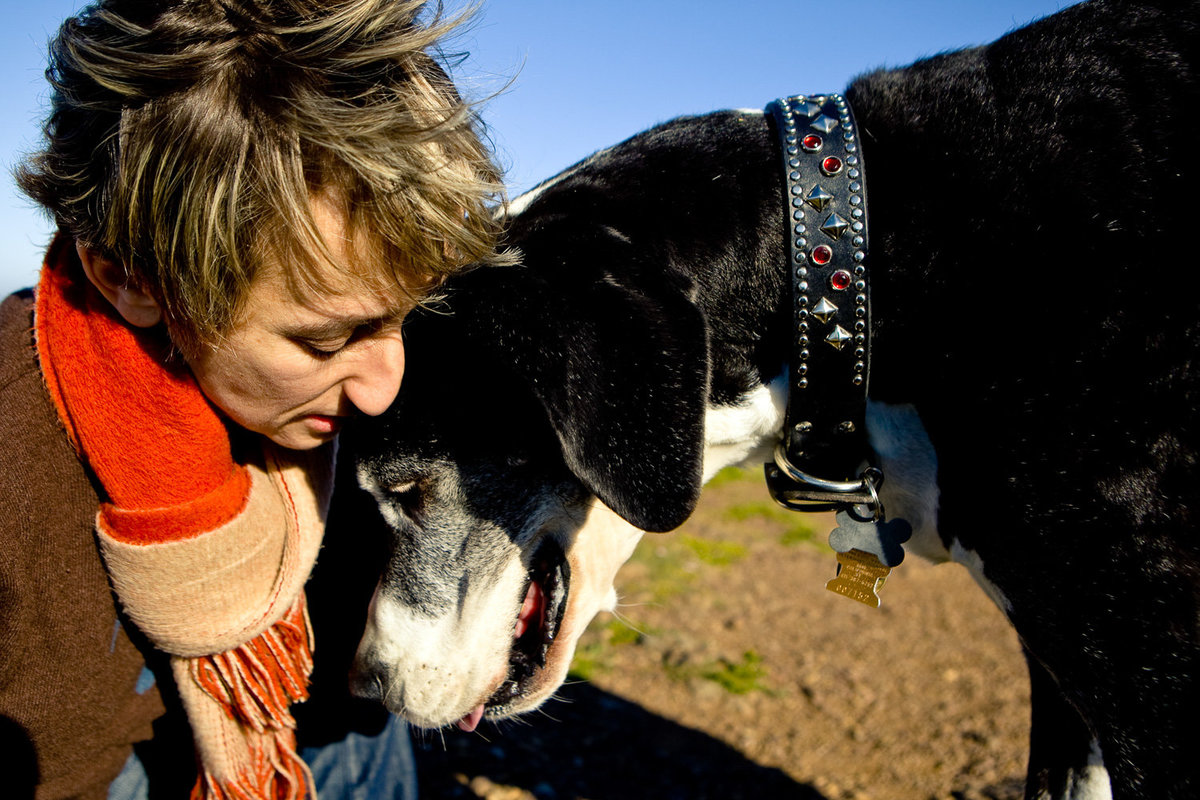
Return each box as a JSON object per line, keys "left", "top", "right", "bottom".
{"left": 825, "top": 548, "right": 891, "bottom": 608}
{"left": 828, "top": 510, "right": 912, "bottom": 568}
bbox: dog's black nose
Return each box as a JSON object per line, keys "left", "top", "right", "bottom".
{"left": 348, "top": 658, "right": 384, "bottom": 702}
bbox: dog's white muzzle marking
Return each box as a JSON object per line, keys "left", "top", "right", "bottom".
{"left": 357, "top": 501, "right": 643, "bottom": 729}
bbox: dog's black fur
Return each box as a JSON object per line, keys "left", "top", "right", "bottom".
{"left": 347, "top": 1, "right": 1200, "bottom": 796}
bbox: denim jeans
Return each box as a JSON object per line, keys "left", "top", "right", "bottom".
{"left": 107, "top": 713, "right": 417, "bottom": 800}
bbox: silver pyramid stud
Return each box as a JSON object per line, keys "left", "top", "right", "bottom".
{"left": 810, "top": 114, "right": 839, "bottom": 133}
{"left": 797, "top": 100, "right": 822, "bottom": 118}
{"left": 820, "top": 213, "right": 850, "bottom": 240}
{"left": 812, "top": 297, "right": 839, "bottom": 324}
{"left": 805, "top": 185, "right": 834, "bottom": 211}
{"left": 825, "top": 325, "right": 852, "bottom": 350}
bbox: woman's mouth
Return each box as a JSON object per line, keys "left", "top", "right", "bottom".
{"left": 305, "top": 414, "right": 342, "bottom": 435}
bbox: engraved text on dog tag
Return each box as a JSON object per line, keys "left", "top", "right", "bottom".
{"left": 826, "top": 548, "right": 891, "bottom": 608}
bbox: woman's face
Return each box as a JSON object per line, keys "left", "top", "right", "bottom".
{"left": 187, "top": 198, "right": 409, "bottom": 450}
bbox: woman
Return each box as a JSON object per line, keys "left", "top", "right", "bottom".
{"left": 0, "top": 1, "right": 507, "bottom": 797}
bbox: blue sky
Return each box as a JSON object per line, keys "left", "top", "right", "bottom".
{"left": 0, "top": 0, "right": 1074, "bottom": 295}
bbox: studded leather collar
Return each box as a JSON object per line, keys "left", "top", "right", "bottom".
{"left": 764, "top": 94, "right": 879, "bottom": 510}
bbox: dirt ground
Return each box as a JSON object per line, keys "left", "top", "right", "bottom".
{"left": 411, "top": 468, "right": 1031, "bottom": 800}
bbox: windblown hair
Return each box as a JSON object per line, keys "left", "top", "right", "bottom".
{"left": 18, "top": 0, "right": 507, "bottom": 355}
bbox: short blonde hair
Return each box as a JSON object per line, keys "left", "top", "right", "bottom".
{"left": 18, "top": 0, "right": 506, "bottom": 356}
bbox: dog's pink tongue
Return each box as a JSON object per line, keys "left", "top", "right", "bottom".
{"left": 456, "top": 704, "right": 486, "bottom": 733}
{"left": 514, "top": 579, "right": 544, "bottom": 639}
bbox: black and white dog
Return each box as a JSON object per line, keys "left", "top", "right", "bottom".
{"left": 344, "top": 1, "right": 1199, "bottom": 797}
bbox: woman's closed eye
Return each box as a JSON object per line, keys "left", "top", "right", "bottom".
{"left": 298, "top": 336, "right": 350, "bottom": 357}
{"left": 295, "top": 317, "right": 401, "bottom": 358}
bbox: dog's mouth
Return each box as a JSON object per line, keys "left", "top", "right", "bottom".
{"left": 491, "top": 536, "right": 571, "bottom": 707}
{"left": 455, "top": 537, "right": 571, "bottom": 730}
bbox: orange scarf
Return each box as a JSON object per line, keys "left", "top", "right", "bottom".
{"left": 35, "top": 236, "right": 329, "bottom": 800}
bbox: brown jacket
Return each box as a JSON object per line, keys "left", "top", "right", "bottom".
{"left": 0, "top": 290, "right": 192, "bottom": 799}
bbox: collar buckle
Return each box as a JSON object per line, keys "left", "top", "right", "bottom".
{"left": 765, "top": 445, "right": 881, "bottom": 513}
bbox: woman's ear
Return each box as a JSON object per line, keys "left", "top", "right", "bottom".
{"left": 76, "top": 242, "right": 162, "bottom": 328}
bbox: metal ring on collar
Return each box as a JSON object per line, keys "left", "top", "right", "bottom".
{"left": 772, "top": 443, "right": 875, "bottom": 495}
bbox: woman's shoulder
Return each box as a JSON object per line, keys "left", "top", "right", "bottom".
{"left": 0, "top": 289, "right": 37, "bottom": 390}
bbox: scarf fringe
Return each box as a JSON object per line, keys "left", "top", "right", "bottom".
{"left": 191, "top": 742, "right": 313, "bottom": 800}
{"left": 189, "top": 596, "right": 317, "bottom": 799}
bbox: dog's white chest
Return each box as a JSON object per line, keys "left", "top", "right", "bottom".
{"left": 864, "top": 401, "right": 946, "bottom": 562}
{"left": 701, "top": 375, "right": 788, "bottom": 482}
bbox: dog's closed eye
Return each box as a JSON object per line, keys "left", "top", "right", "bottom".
{"left": 387, "top": 480, "right": 423, "bottom": 517}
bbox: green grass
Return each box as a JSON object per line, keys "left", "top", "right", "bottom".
{"left": 567, "top": 641, "right": 606, "bottom": 682}
{"left": 567, "top": 463, "right": 821, "bottom": 687}
{"left": 568, "top": 619, "right": 651, "bottom": 681}
{"left": 681, "top": 535, "right": 747, "bottom": 566}
{"left": 625, "top": 539, "right": 699, "bottom": 602}
{"left": 721, "top": 500, "right": 821, "bottom": 547}
{"left": 662, "top": 649, "right": 774, "bottom": 695}
{"left": 700, "top": 650, "right": 772, "bottom": 695}
{"left": 704, "top": 465, "right": 760, "bottom": 489}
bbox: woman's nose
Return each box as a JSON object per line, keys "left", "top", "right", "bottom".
{"left": 343, "top": 334, "right": 405, "bottom": 417}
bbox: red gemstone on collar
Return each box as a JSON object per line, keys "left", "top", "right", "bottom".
{"left": 811, "top": 245, "right": 834, "bottom": 265}
{"left": 830, "top": 269, "right": 852, "bottom": 290}
{"left": 802, "top": 134, "right": 823, "bottom": 152}
{"left": 821, "top": 156, "right": 843, "bottom": 175}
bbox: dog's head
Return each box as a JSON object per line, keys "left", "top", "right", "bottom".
{"left": 346, "top": 242, "right": 711, "bottom": 729}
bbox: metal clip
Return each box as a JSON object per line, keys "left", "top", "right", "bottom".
{"left": 765, "top": 444, "right": 882, "bottom": 513}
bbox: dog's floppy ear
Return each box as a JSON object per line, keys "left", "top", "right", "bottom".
{"left": 451, "top": 229, "right": 710, "bottom": 532}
